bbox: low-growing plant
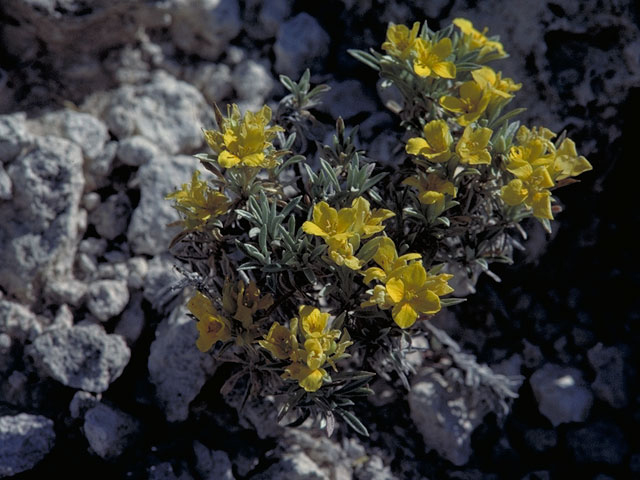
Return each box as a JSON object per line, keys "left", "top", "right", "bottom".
{"left": 166, "top": 17, "right": 591, "bottom": 436}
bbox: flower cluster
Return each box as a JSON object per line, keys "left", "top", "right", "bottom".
{"left": 164, "top": 17, "right": 593, "bottom": 437}
{"left": 361, "top": 237, "right": 453, "bottom": 328}
{"left": 203, "top": 104, "right": 284, "bottom": 169}
{"left": 259, "top": 306, "right": 353, "bottom": 392}
{"left": 165, "top": 171, "right": 230, "bottom": 231}
{"left": 501, "top": 126, "right": 592, "bottom": 219}
{"left": 302, "top": 197, "right": 395, "bottom": 270}
{"left": 187, "top": 279, "right": 273, "bottom": 351}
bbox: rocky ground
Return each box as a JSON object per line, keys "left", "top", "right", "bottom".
{"left": 0, "top": 0, "right": 638, "bottom": 479}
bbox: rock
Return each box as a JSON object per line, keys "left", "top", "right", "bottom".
{"left": 356, "top": 454, "right": 395, "bottom": 480}
{"left": 69, "top": 391, "right": 101, "bottom": 419}
{"left": 409, "top": 368, "right": 491, "bottom": 466}
{"left": 0, "top": 299, "right": 42, "bottom": 342}
{"left": 169, "top": 0, "right": 242, "bottom": 61}
{"left": 85, "top": 140, "right": 118, "bottom": 190}
{"left": 0, "top": 413, "right": 56, "bottom": 477}
{"left": 566, "top": 421, "right": 628, "bottom": 464}
{"left": 529, "top": 363, "right": 593, "bottom": 426}
{"left": 148, "top": 305, "right": 217, "bottom": 422}
{"left": 115, "top": 293, "right": 146, "bottom": 345}
{"left": 274, "top": 13, "right": 331, "bottom": 78}
{"left": 143, "top": 254, "right": 182, "bottom": 312}
{"left": 97, "top": 261, "right": 129, "bottom": 282}
{"left": 28, "top": 109, "right": 109, "bottom": 161}
{"left": 128, "top": 154, "right": 201, "bottom": 255}
{"left": 0, "top": 333, "right": 12, "bottom": 373}
{"left": 193, "top": 441, "right": 235, "bottom": 480}
{"left": 91, "top": 192, "right": 132, "bottom": 240}
{"left": 0, "top": 136, "right": 84, "bottom": 303}
{"left": 44, "top": 277, "right": 88, "bottom": 307}
{"left": 79, "top": 237, "right": 108, "bottom": 258}
{"left": 523, "top": 428, "right": 557, "bottom": 453}
{"left": 148, "top": 462, "right": 194, "bottom": 480}
{"left": 257, "top": 0, "right": 291, "bottom": 39}
{"left": 0, "top": 163, "right": 11, "bottom": 199}
{"left": 28, "top": 324, "right": 130, "bottom": 393}
{"left": 83, "top": 403, "right": 140, "bottom": 460}
{"left": 223, "top": 383, "right": 282, "bottom": 440}
{"left": 86, "top": 279, "right": 130, "bottom": 322}
{"left": 117, "top": 135, "right": 161, "bottom": 167}
{"left": 50, "top": 304, "right": 74, "bottom": 330}
{"left": 87, "top": 72, "right": 211, "bottom": 154}
{"left": 319, "top": 80, "right": 376, "bottom": 120}
{"left": 183, "top": 63, "right": 233, "bottom": 105}
{"left": 252, "top": 452, "right": 328, "bottom": 480}
{"left": 127, "top": 256, "right": 149, "bottom": 289}
{"left": 0, "top": 371, "right": 28, "bottom": 407}
{"left": 0, "top": 112, "right": 32, "bottom": 162}
{"left": 522, "top": 340, "right": 544, "bottom": 369}
{"left": 587, "top": 343, "right": 628, "bottom": 408}
{"left": 232, "top": 60, "right": 274, "bottom": 106}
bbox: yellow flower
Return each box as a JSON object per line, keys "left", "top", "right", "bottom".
{"left": 187, "top": 291, "right": 232, "bottom": 352}
{"left": 350, "top": 197, "right": 395, "bottom": 239}
{"left": 403, "top": 172, "right": 456, "bottom": 211}
{"left": 303, "top": 338, "right": 327, "bottom": 370}
{"left": 166, "top": 170, "right": 230, "bottom": 230}
{"left": 233, "top": 281, "right": 274, "bottom": 328}
{"left": 362, "top": 236, "right": 421, "bottom": 284}
{"left": 385, "top": 263, "right": 447, "bottom": 328}
{"left": 456, "top": 124, "right": 493, "bottom": 165}
{"left": 302, "top": 201, "right": 354, "bottom": 241}
{"left": 440, "top": 81, "right": 490, "bottom": 126}
{"left": 298, "top": 305, "right": 330, "bottom": 339}
{"left": 453, "top": 18, "right": 505, "bottom": 58}
{"left": 283, "top": 363, "right": 327, "bottom": 392}
{"left": 381, "top": 22, "right": 420, "bottom": 59}
{"left": 471, "top": 66, "right": 521, "bottom": 101}
{"left": 259, "top": 322, "right": 298, "bottom": 360}
{"left": 501, "top": 167, "right": 555, "bottom": 219}
{"left": 203, "top": 104, "right": 283, "bottom": 169}
{"left": 552, "top": 138, "right": 592, "bottom": 181}
{"left": 405, "top": 119, "right": 453, "bottom": 163}
{"left": 507, "top": 126, "right": 556, "bottom": 175}
{"left": 413, "top": 37, "right": 456, "bottom": 79}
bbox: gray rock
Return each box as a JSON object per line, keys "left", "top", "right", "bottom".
{"left": 319, "top": 80, "right": 376, "bottom": 120}
{"left": 523, "top": 428, "right": 557, "bottom": 453}
{"left": 356, "top": 455, "right": 395, "bottom": 480}
{"left": 85, "top": 140, "right": 118, "bottom": 190}
{"left": 83, "top": 403, "right": 139, "bottom": 459}
{"left": 522, "top": 339, "right": 544, "bottom": 369}
{"left": 169, "top": 0, "right": 241, "bottom": 61}
{"left": 252, "top": 452, "right": 327, "bottom": 480}
{"left": 29, "top": 324, "right": 130, "bottom": 393}
{"left": 127, "top": 256, "right": 149, "bottom": 289}
{"left": 70, "top": 391, "right": 101, "bottom": 419}
{"left": 91, "top": 192, "right": 132, "bottom": 240}
{"left": 28, "top": 109, "right": 109, "bottom": 161}
{"left": 90, "top": 72, "right": 211, "bottom": 154}
{"left": 529, "top": 363, "right": 593, "bottom": 426}
{"left": 409, "top": 368, "right": 491, "bottom": 466}
{"left": 421, "top": 0, "right": 450, "bottom": 18}
{"left": 193, "top": 441, "right": 235, "bottom": 480}
{"left": 0, "top": 137, "right": 84, "bottom": 303}
{"left": 0, "top": 163, "right": 11, "bottom": 199}
{"left": 0, "top": 113, "right": 31, "bottom": 162}
{"left": 148, "top": 305, "right": 217, "bottom": 422}
{"left": 0, "top": 371, "right": 28, "bottom": 407}
{"left": 0, "top": 299, "right": 42, "bottom": 342}
{"left": 49, "top": 304, "right": 74, "bottom": 331}
{"left": 566, "top": 421, "right": 628, "bottom": 464}
{"left": 0, "top": 333, "right": 12, "bottom": 373}
{"left": 44, "top": 277, "right": 88, "bottom": 307}
{"left": 232, "top": 59, "right": 274, "bottom": 104}
{"left": 79, "top": 237, "right": 108, "bottom": 257}
{"left": 86, "top": 279, "right": 130, "bottom": 322}
{"left": 115, "top": 293, "right": 146, "bottom": 345}
{"left": 117, "top": 135, "right": 160, "bottom": 167}
{"left": 274, "top": 13, "right": 330, "bottom": 77}
{"left": 143, "top": 254, "right": 182, "bottom": 311}
{"left": 148, "top": 462, "right": 194, "bottom": 480}
{"left": 587, "top": 343, "right": 628, "bottom": 408}
{"left": 183, "top": 63, "right": 233, "bottom": 105}
{"left": 128, "top": 154, "right": 201, "bottom": 255}
{"left": 0, "top": 413, "right": 56, "bottom": 477}
{"left": 97, "top": 261, "right": 129, "bottom": 282}
{"left": 257, "top": 0, "right": 291, "bottom": 39}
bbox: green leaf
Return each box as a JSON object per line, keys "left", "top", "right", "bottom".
{"left": 356, "top": 237, "right": 382, "bottom": 263}
{"left": 336, "top": 408, "right": 369, "bottom": 437}
{"left": 440, "top": 297, "right": 467, "bottom": 307}
{"left": 275, "top": 155, "right": 306, "bottom": 176}
{"left": 279, "top": 74, "right": 296, "bottom": 94}
{"left": 347, "top": 49, "right": 381, "bottom": 71}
